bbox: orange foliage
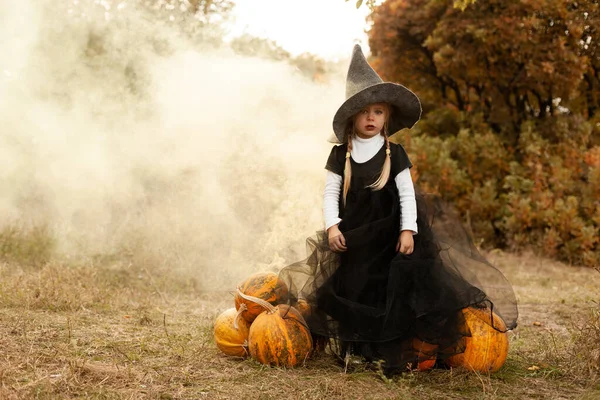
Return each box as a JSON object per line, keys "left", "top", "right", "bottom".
{"left": 391, "top": 113, "right": 600, "bottom": 267}
{"left": 372, "top": 0, "right": 600, "bottom": 267}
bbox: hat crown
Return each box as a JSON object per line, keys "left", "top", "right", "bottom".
{"left": 345, "top": 44, "right": 383, "bottom": 99}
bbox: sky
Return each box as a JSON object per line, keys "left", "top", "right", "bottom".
{"left": 228, "top": 0, "right": 380, "bottom": 60}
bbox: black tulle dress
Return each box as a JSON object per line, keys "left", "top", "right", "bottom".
{"left": 278, "top": 142, "right": 518, "bottom": 375}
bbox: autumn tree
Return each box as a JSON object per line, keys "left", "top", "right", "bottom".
{"left": 369, "top": 0, "right": 600, "bottom": 266}
{"left": 369, "top": 0, "right": 599, "bottom": 141}
{"left": 229, "top": 34, "right": 340, "bottom": 83}
{"left": 573, "top": 1, "right": 600, "bottom": 119}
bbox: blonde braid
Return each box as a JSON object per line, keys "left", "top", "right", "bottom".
{"left": 368, "top": 121, "right": 391, "bottom": 191}
{"left": 342, "top": 130, "right": 353, "bottom": 206}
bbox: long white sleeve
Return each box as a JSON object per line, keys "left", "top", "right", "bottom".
{"left": 395, "top": 168, "right": 418, "bottom": 234}
{"left": 323, "top": 171, "right": 343, "bottom": 230}
{"left": 323, "top": 133, "right": 418, "bottom": 233}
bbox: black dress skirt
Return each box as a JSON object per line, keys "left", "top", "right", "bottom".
{"left": 279, "top": 142, "right": 518, "bottom": 375}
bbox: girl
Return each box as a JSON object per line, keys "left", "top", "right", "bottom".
{"left": 280, "top": 45, "right": 518, "bottom": 375}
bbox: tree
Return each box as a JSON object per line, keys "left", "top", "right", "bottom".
{"left": 229, "top": 34, "right": 340, "bottom": 83}
{"left": 369, "top": 0, "right": 599, "bottom": 142}
{"left": 570, "top": 1, "right": 600, "bottom": 119}
{"left": 369, "top": 0, "right": 600, "bottom": 267}
{"left": 350, "top": 0, "right": 380, "bottom": 10}
{"left": 230, "top": 34, "right": 292, "bottom": 61}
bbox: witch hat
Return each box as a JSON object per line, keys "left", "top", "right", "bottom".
{"left": 331, "top": 44, "right": 422, "bottom": 143}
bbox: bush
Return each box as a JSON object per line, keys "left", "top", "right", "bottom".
{"left": 0, "top": 223, "right": 55, "bottom": 267}
{"left": 393, "top": 112, "right": 600, "bottom": 267}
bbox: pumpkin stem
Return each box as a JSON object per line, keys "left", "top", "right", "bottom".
{"left": 233, "top": 303, "right": 247, "bottom": 330}
{"left": 236, "top": 288, "right": 277, "bottom": 313}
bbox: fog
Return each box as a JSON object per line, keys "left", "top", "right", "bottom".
{"left": 0, "top": 0, "right": 346, "bottom": 287}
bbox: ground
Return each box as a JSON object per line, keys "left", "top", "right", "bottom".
{"left": 0, "top": 250, "right": 599, "bottom": 399}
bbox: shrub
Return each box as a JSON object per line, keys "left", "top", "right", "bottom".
{"left": 393, "top": 112, "right": 600, "bottom": 267}
{"left": 0, "top": 223, "right": 55, "bottom": 267}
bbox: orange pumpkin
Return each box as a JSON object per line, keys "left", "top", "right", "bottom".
{"left": 413, "top": 338, "right": 438, "bottom": 371}
{"left": 213, "top": 308, "right": 251, "bottom": 357}
{"left": 235, "top": 272, "right": 289, "bottom": 323}
{"left": 294, "top": 298, "right": 311, "bottom": 320}
{"left": 446, "top": 307, "right": 509, "bottom": 373}
{"left": 292, "top": 299, "right": 329, "bottom": 353}
{"left": 248, "top": 304, "right": 313, "bottom": 367}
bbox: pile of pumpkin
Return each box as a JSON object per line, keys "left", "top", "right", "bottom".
{"left": 214, "top": 272, "right": 509, "bottom": 373}
{"left": 213, "top": 272, "right": 313, "bottom": 367}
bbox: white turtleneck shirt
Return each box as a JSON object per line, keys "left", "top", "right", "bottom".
{"left": 323, "top": 133, "right": 418, "bottom": 234}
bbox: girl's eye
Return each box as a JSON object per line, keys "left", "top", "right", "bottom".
{"left": 375, "top": 110, "right": 383, "bottom": 115}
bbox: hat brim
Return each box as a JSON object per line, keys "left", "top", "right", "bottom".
{"left": 332, "top": 82, "right": 422, "bottom": 143}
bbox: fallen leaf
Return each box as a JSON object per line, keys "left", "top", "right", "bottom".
{"left": 528, "top": 365, "right": 540, "bottom": 371}
{"left": 533, "top": 321, "right": 542, "bottom": 326}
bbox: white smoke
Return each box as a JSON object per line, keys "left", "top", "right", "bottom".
{"left": 0, "top": 0, "right": 347, "bottom": 287}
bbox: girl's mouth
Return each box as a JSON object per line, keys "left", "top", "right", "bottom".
{"left": 365, "top": 125, "right": 376, "bottom": 130}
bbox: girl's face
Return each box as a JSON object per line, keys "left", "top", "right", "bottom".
{"left": 353, "top": 103, "right": 389, "bottom": 139}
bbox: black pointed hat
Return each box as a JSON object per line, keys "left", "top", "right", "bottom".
{"left": 332, "top": 44, "right": 422, "bottom": 143}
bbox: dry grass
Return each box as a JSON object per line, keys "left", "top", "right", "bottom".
{"left": 0, "top": 233, "right": 599, "bottom": 399}
{"left": 0, "top": 224, "right": 55, "bottom": 267}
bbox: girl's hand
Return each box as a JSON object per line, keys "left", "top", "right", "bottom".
{"left": 327, "top": 224, "right": 347, "bottom": 252}
{"left": 396, "top": 230, "right": 414, "bottom": 255}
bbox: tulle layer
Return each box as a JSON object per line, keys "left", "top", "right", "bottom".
{"left": 279, "top": 192, "right": 518, "bottom": 374}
